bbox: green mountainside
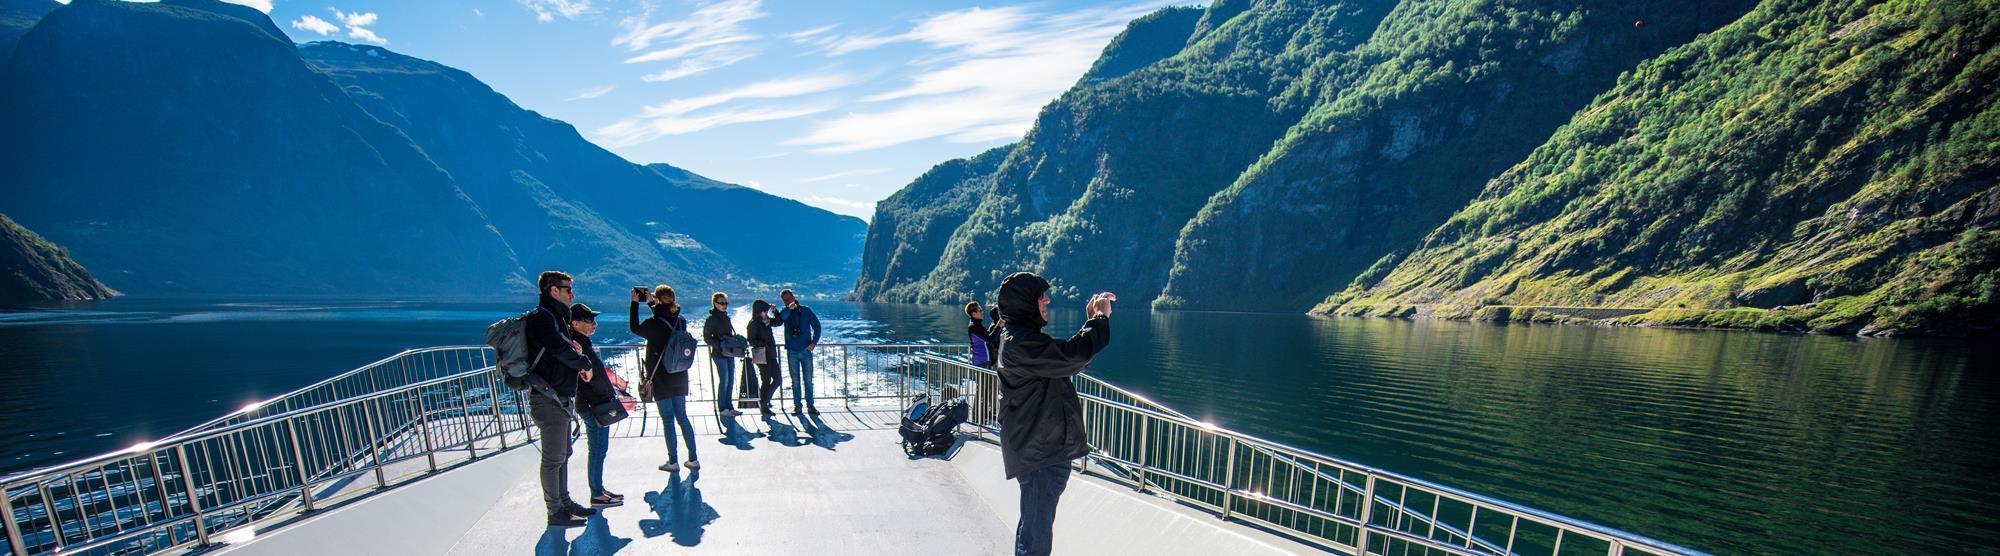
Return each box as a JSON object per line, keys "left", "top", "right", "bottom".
{"left": 856, "top": 0, "right": 1997, "bottom": 336}
{"left": 0, "top": 213, "right": 117, "bottom": 304}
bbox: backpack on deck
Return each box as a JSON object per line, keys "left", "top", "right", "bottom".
{"left": 900, "top": 394, "right": 968, "bottom": 457}
{"left": 485, "top": 310, "right": 543, "bottom": 392}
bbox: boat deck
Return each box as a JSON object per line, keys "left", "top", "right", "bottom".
{"left": 203, "top": 406, "right": 1326, "bottom": 555}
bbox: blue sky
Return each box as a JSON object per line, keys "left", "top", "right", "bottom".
{"left": 158, "top": 0, "right": 1186, "bottom": 220}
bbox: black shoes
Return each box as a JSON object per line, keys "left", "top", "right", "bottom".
{"left": 590, "top": 493, "right": 624, "bottom": 507}
{"left": 807, "top": 406, "right": 820, "bottom": 415}
{"left": 547, "top": 513, "right": 587, "bottom": 527}
{"left": 562, "top": 501, "right": 597, "bottom": 517}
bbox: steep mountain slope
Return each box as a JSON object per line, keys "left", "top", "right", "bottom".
{"left": 854, "top": 144, "right": 1010, "bottom": 302}
{"left": 0, "top": 213, "right": 117, "bottom": 304}
{"left": 0, "top": 0, "right": 524, "bottom": 295}
{"left": 1331, "top": 0, "right": 2000, "bottom": 336}
{"left": 0, "top": 0, "right": 56, "bottom": 63}
{"left": 1159, "top": 0, "right": 1752, "bottom": 310}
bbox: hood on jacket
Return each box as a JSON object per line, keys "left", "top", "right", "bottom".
{"left": 751, "top": 299, "right": 772, "bottom": 317}
{"left": 997, "top": 272, "right": 1050, "bottom": 329}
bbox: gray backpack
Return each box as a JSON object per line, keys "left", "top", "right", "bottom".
{"left": 485, "top": 310, "right": 543, "bottom": 392}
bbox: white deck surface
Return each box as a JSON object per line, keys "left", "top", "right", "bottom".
{"left": 208, "top": 407, "right": 1327, "bottom": 555}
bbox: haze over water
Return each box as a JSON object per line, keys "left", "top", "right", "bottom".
{"left": 1, "top": 298, "right": 1992, "bottom": 554}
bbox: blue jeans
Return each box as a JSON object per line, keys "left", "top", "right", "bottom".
{"left": 787, "top": 348, "right": 816, "bottom": 411}
{"left": 712, "top": 356, "right": 736, "bottom": 414}
{"left": 584, "top": 420, "right": 610, "bottom": 496}
{"left": 656, "top": 396, "right": 697, "bottom": 463}
{"left": 1014, "top": 463, "right": 1071, "bottom": 556}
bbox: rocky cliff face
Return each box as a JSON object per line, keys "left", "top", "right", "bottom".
{"left": 0, "top": 213, "right": 118, "bottom": 304}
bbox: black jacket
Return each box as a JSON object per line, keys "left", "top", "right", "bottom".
{"left": 996, "top": 316, "right": 1110, "bottom": 479}
{"left": 630, "top": 301, "right": 689, "bottom": 398}
{"left": 526, "top": 293, "right": 593, "bottom": 399}
{"left": 571, "top": 331, "right": 616, "bottom": 408}
{"left": 702, "top": 308, "right": 733, "bottom": 356}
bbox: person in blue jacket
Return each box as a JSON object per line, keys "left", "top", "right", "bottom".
{"left": 770, "top": 289, "right": 822, "bottom": 415}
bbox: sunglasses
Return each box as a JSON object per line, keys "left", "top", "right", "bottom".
{"left": 554, "top": 285, "right": 573, "bottom": 292}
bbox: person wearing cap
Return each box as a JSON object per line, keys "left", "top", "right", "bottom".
{"left": 631, "top": 284, "right": 699, "bottom": 472}
{"left": 994, "top": 272, "right": 1114, "bottom": 556}
{"left": 569, "top": 302, "right": 626, "bottom": 508}
{"left": 746, "top": 299, "right": 783, "bottom": 417}
{"left": 771, "top": 288, "right": 822, "bottom": 415}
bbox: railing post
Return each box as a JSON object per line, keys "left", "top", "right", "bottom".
{"left": 459, "top": 384, "right": 480, "bottom": 459}
{"left": 173, "top": 445, "right": 211, "bottom": 548}
{"left": 1609, "top": 540, "right": 1625, "bottom": 556}
{"left": 285, "top": 419, "right": 316, "bottom": 512}
{"left": 362, "top": 401, "right": 387, "bottom": 489}
{"left": 412, "top": 393, "right": 437, "bottom": 473}
{"left": 1354, "top": 473, "right": 1376, "bottom": 556}
{"left": 1220, "top": 435, "right": 1238, "bottom": 521}
{"left": 2, "top": 483, "right": 29, "bottom": 556}
{"left": 488, "top": 373, "right": 509, "bottom": 450}
{"left": 1135, "top": 417, "right": 1150, "bottom": 494}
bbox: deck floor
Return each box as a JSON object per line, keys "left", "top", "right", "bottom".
{"left": 210, "top": 403, "right": 1328, "bottom": 555}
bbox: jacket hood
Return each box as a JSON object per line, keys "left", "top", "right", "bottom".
{"left": 751, "top": 299, "right": 772, "bottom": 316}
{"left": 997, "top": 272, "right": 1049, "bottom": 328}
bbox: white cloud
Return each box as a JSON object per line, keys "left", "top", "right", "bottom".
{"left": 807, "top": 195, "right": 878, "bottom": 214}
{"left": 595, "top": 73, "right": 853, "bottom": 147}
{"left": 742, "top": 180, "right": 764, "bottom": 190}
{"left": 522, "top": 0, "right": 590, "bottom": 23}
{"left": 331, "top": 9, "right": 388, "bottom": 45}
{"left": 291, "top": 15, "right": 338, "bottom": 36}
{"left": 785, "top": 2, "right": 1169, "bottom": 154}
{"left": 473, "top": 8, "right": 486, "bottom": 17}
{"left": 223, "top": 0, "right": 272, "bottom": 13}
{"left": 614, "top": 0, "right": 764, "bottom": 82}
{"left": 567, "top": 84, "right": 618, "bottom": 101}
{"left": 798, "top": 168, "right": 889, "bottom": 183}
{"left": 784, "top": 24, "right": 837, "bottom": 40}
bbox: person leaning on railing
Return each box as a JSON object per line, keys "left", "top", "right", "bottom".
{"left": 525, "top": 271, "right": 601, "bottom": 528}
{"left": 993, "top": 272, "right": 1114, "bottom": 556}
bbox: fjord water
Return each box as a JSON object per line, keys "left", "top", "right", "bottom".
{"left": 1, "top": 299, "right": 1992, "bottom": 554}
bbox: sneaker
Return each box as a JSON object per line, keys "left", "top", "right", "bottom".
{"left": 760, "top": 409, "right": 775, "bottom": 418}
{"left": 603, "top": 490, "right": 624, "bottom": 501}
{"left": 547, "top": 514, "right": 587, "bottom": 527}
{"left": 685, "top": 460, "right": 701, "bottom": 471}
{"left": 563, "top": 502, "right": 597, "bottom": 516}
{"left": 722, "top": 409, "right": 742, "bottom": 417}
{"left": 590, "top": 494, "right": 624, "bottom": 507}
{"left": 807, "top": 406, "right": 820, "bottom": 415}
{"left": 659, "top": 461, "right": 680, "bottom": 472}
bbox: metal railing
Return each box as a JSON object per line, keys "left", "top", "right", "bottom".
{"left": 909, "top": 355, "right": 1707, "bottom": 556}
{"left": 0, "top": 343, "right": 966, "bottom": 555}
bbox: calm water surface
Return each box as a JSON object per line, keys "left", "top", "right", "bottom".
{"left": 0, "top": 297, "right": 1992, "bottom": 554}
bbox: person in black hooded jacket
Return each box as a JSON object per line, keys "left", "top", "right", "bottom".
{"left": 631, "top": 285, "right": 698, "bottom": 472}
{"left": 746, "top": 299, "right": 783, "bottom": 416}
{"left": 994, "top": 272, "right": 1113, "bottom": 556}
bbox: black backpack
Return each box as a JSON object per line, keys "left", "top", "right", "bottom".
{"left": 901, "top": 395, "right": 968, "bottom": 457}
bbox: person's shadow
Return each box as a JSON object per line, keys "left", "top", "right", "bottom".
{"left": 638, "top": 470, "right": 718, "bottom": 546}
{"left": 762, "top": 416, "right": 805, "bottom": 447}
{"left": 535, "top": 514, "right": 633, "bottom": 556}
{"left": 717, "top": 416, "right": 762, "bottom": 449}
{"left": 802, "top": 413, "right": 853, "bottom": 450}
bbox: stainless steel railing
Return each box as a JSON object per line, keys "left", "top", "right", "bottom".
{"left": 908, "top": 355, "right": 1707, "bottom": 556}
{"left": 0, "top": 342, "right": 966, "bottom": 556}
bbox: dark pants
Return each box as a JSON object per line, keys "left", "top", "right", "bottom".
{"left": 584, "top": 419, "right": 609, "bottom": 497}
{"left": 712, "top": 356, "right": 736, "bottom": 414}
{"left": 787, "top": 348, "right": 816, "bottom": 411}
{"left": 1014, "top": 463, "right": 1071, "bottom": 556}
{"left": 755, "top": 360, "right": 781, "bottom": 411}
{"left": 529, "top": 395, "right": 574, "bottom": 517}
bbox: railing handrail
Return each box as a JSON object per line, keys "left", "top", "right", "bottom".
{"left": 915, "top": 353, "right": 1705, "bottom": 556}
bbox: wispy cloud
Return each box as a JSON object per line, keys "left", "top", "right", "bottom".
{"left": 332, "top": 8, "right": 388, "bottom": 45}
{"left": 785, "top": 2, "right": 1168, "bottom": 154}
{"left": 291, "top": 15, "right": 338, "bottom": 36}
{"left": 613, "top": 0, "right": 765, "bottom": 83}
{"left": 522, "top": 0, "right": 590, "bottom": 23}
{"left": 807, "top": 195, "right": 877, "bottom": 214}
{"left": 784, "top": 24, "right": 838, "bottom": 40}
{"left": 567, "top": 84, "right": 618, "bottom": 101}
{"left": 798, "top": 167, "right": 890, "bottom": 183}
{"left": 595, "top": 73, "right": 853, "bottom": 148}
{"left": 224, "top": 0, "right": 271, "bottom": 13}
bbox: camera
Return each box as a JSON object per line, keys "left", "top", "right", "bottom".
{"left": 633, "top": 286, "right": 648, "bottom": 297}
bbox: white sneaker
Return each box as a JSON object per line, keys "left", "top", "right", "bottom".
{"left": 659, "top": 461, "right": 680, "bottom": 472}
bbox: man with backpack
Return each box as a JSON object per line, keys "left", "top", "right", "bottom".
{"left": 772, "top": 289, "right": 822, "bottom": 415}
{"left": 994, "top": 272, "right": 1113, "bottom": 556}
{"left": 525, "top": 271, "right": 600, "bottom": 527}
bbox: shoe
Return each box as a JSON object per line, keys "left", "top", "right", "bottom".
{"left": 659, "top": 462, "right": 680, "bottom": 472}
{"left": 563, "top": 502, "right": 597, "bottom": 516}
{"left": 548, "top": 514, "right": 587, "bottom": 527}
{"left": 722, "top": 409, "right": 742, "bottom": 417}
{"left": 760, "top": 410, "right": 775, "bottom": 417}
{"left": 603, "top": 490, "right": 624, "bottom": 501}
{"left": 685, "top": 460, "right": 701, "bottom": 471}
{"left": 590, "top": 494, "right": 624, "bottom": 507}
{"left": 807, "top": 407, "right": 820, "bottom": 415}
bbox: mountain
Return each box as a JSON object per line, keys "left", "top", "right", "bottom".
{"left": 0, "top": 0, "right": 56, "bottom": 64}
{"left": 857, "top": 0, "right": 1997, "bottom": 336}
{"left": 0, "top": 213, "right": 118, "bottom": 304}
{"left": 1330, "top": 0, "right": 2000, "bottom": 337}
{"left": 0, "top": 0, "right": 525, "bottom": 296}
{"left": 1, "top": 1, "right": 865, "bottom": 299}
